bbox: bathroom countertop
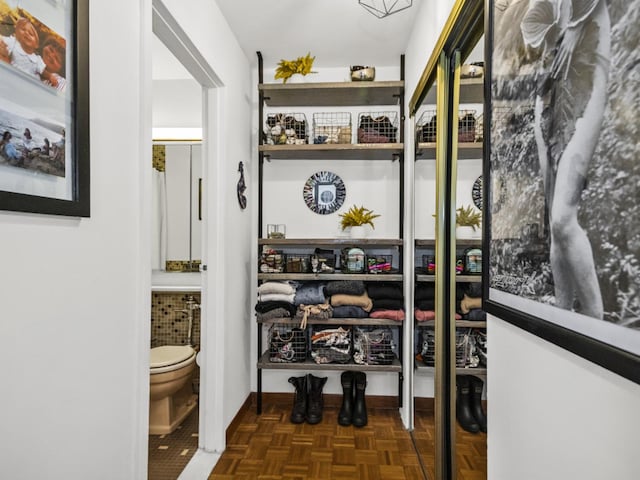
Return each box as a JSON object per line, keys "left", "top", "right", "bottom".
{"left": 151, "top": 271, "right": 201, "bottom": 292}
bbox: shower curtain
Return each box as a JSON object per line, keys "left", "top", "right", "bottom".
{"left": 152, "top": 168, "right": 168, "bottom": 270}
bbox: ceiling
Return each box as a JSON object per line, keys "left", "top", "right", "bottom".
{"left": 214, "top": 0, "right": 423, "bottom": 68}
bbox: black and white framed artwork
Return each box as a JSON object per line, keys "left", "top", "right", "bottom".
{"left": 484, "top": 0, "right": 640, "bottom": 383}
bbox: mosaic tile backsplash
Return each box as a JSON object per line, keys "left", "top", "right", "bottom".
{"left": 151, "top": 292, "right": 201, "bottom": 349}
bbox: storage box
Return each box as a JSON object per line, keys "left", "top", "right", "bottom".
{"left": 264, "top": 113, "right": 308, "bottom": 145}
{"left": 367, "top": 254, "right": 393, "bottom": 274}
{"left": 259, "top": 248, "right": 284, "bottom": 273}
{"left": 310, "top": 326, "right": 352, "bottom": 364}
{"left": 416, "top": 110, "right": 437, "bottom": 143}
{"left": 357, "top": 111, "right": 398, "bottom": 143}
{"left": 285, "top": 254, "right": 311, "bottom": 273}
{"left": 353, "top": 327, "right": 395, "bottom": 365}
{"left": 313, "top": 112, "right": 352, "bottom": 144}
{"left": 269, "top": 324, "right": 307, "bottom": 363}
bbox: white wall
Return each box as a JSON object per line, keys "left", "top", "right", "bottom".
{"left": 0, "top": 1, "right": 149, "bottom": 478}
{"left": 489, "top": 318, "right": 640, "bottom": 480}
{"left": 0, "top": 1, "right": 253, "bottom": 478}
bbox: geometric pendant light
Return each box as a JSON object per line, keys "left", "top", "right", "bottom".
{"left": 359, "top": 0, "right": 413, "bottom": 18}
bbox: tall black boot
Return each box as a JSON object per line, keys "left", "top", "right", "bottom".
{"left": 352, "top": 371, "right": 368, "bottom": 428}
{"left": 456, "top": 375, "right": 480, "bottom": 433}
{"left": 306, "top": 374, "right": 327, "bottom": 424}
{"left": 288, "top": 375, "right": 307, "bottom": 424}
{"left": 469, "top": 376, "right": 487, "bottom": 433}
{"left": 338, "top": 371, "right": 354, "bottom": 426}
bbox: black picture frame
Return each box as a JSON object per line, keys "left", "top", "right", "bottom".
{"left": 0, "top": 0, "right": 89, "bottom": 217}
{"left": 483, "top": 0, "right": 640, "bottom": 384}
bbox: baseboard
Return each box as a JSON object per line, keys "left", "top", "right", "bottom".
{"left": 250, "top": 391, "right": 400, "bottom": 409}
{"left": 414, "top": 396, "right": 435, "bottom": 413}
{"left": 225, "top": 394, "right": 253, "bottom": 444}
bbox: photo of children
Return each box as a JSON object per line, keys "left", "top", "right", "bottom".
{"left": 0, "top": 1, "right": 67, "bottom": 92}
{"left": 0, "top": 106, "right": 66, "bottom": 177}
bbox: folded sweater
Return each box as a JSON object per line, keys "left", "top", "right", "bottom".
{"left": 257, "top": 281, "right": 296, "bottom": 296}
{"left": 325, "top": 280, "right": 366, "bottom": 296}
{"left": 366, "top": 282, "right": 403, "bottom": 300}
{"left": 330, "top": 292, "right": 373, "bottom": 312}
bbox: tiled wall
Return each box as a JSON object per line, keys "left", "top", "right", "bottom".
{"left": 151, "top": 292, "right": 201, "bottom": 349}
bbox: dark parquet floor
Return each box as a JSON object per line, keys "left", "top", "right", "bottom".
{"left": 208, "top": 399, "right": 487, "bottom": 480}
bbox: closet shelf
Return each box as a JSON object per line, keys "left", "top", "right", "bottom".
{"left": 260, "top": 143, "right": 403, "bottom": 160}
{"left": 416, "top": 320, "right": 487, "bottom": 328}
{"left": 259, "top": 80, "right": 404, "bottom": 107}
{"left": 257, "top": 317, "right": 403, "bottom": 326}
{"left": 415, "top": 364, "right": 487, "bottom": 376}
{"left": 259, "top": 273, "right": 403, "bottom": 282}
{"left": 258, "top": 351, "right": 402, "bottom": 372}
{"left": 259, "top": 238, "right": 402, "bottom": 246}
{"left": 420, "top": 77, "right": 484, "bottom": 104}
{"left": 415, "top": 142, "right": 483, "bottom": 160}
{"left": 416, "top": 274, "right": 481, "bottom": 283}
{"left": 415, "top": 238, "right": 482, "bottom": 247}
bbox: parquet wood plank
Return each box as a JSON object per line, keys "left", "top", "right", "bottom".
{"left": 209, "top": 396, "right": 487, "bottom": 480}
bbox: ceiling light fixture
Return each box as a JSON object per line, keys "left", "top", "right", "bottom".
{"left": 359, "top": 0, "right": 412, "bottom": 18}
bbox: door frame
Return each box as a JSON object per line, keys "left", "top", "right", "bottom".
{"left": 138, "top": 0, "right": 226, "bottom": 476}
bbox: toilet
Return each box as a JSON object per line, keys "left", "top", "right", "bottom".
{"left": 149, "top": 345, "right": 198, "bottom": 435}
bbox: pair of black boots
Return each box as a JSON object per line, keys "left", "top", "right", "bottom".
{"left": 338, "top": 371, "right": 368, "bottom": 427}
{"left": 288, "top": 374, "right": 327, "bottom": 424}
{"left": 456, "top": 375, "right": 487, "bottom": 433}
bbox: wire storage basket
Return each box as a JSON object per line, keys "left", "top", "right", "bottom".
{"left": 313, "top": 112, "right": 352, "bottom": 144}
{"left": 353, "top": 327, "right": 395, "bottom": 365}
{"left": 259, "top": 248, "right": 284, "bottom": 273}
{"left": 366, "top": 254, "right": 393, "bottom": 274}
{"left": 310, "top": 326, "right": 352, "bottom": 364}
{"left": 416, "top": 110, "right": 437, "bottom": 143}
{"left": 357, "top": 111, "right": 398, "bottom": 143}
{"left": 264, "top": 113, "right": 308, "bottom": 145}
{"left": 458, "top": 110, "right": 477, "bottom": 143}
{"left": 418, "top": 326, "right": 436, "bottom": 366}
{"left": 269, "top": 324, "right": 307, "bottom": 363}
{"left": 285, "top": 254, "right": 311, "bottom": 273}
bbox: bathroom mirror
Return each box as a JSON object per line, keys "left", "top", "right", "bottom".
{"left": 152, "top": 142, "right": 202, "bottom": 272}
{"left": 151, "top": 32, "right": 203, "bottom": 278}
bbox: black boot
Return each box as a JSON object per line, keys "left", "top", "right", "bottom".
{"left": 306, "top": 374, "right": 327, "bottom": 424}
{"left": 288, "top": 375, "right": 307, "bottom": 424}
{"left": 456, "top": 375, "right": 480, "bottom": 433}
{"left": 338, "top": 371, "right": 354, "bottom": 426}
{"left": 469, "top": 376, "right": 487, "bottom": 433}
{"left": 352, "top": 372, "right": 368, "bottom": 427}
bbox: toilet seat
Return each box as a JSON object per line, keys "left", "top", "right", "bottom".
{"left": 150, "top": 345, "right": 196, "bottom": 374}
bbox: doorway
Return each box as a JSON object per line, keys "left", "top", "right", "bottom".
{"left": 147, "top": 1, "right": 224, "bottom": 478}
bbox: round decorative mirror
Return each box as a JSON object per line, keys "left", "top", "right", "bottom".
{"left": 472, "top": 175, "right": 482, "bottom": 210}
{"left": 302, "top": 171, "right": 346, "bottom": 215}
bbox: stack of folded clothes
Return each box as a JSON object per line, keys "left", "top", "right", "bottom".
{"left": 326, "top": 280, "right": 372, "bottom": 318}
{"left": 459, "top": 282, "right": 485, "bottom": 321}
{"left": 414, "top": 282, "right": 436, "bottom": 322}
{"left": 255, "top": 281, "right": 297, "bottom": 321}
{"left": 414, "top": 282, "right": 462, "bottom": 321}
{"left": 367, "top": 282, "right": 405, "bottom": 321}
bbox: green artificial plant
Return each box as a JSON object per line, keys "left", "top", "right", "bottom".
{"left": 274, "top": 52, "right": 316, "bottom": 83}
{"left": 456, "top": 204, "right": 482, "bottom": 231}
{"left": 339, "top": 205, "right": 381, "bottom": 230}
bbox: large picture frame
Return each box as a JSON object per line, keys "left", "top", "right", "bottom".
{"left": 483, "top": 0, "right": 640, "bottom": 384}
{"left": 0, "top": 0, "right": 89, "bottom": 217}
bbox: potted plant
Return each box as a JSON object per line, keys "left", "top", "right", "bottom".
{"left": 339, "top": 204, "right": 380, "bottom": 237}
{"left": 274, "top": 52, "right": 316, "bottom": 83}
{"left": 456, "top": 204, "right": 482, "bottom": 238}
